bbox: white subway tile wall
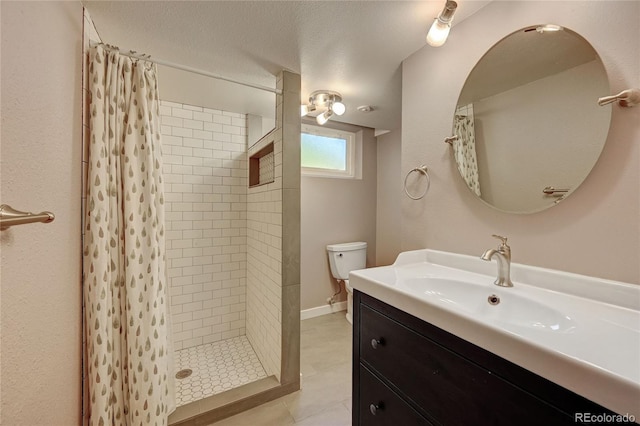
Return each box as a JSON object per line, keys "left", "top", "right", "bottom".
{"left": 245, "top": 76, "right": 285, "bottom": 381}
{"left": 246, "top": 180, "right": 283, "bottom": 380}
{"left": 160, "top": 101, "right": 248, "bottom": 351}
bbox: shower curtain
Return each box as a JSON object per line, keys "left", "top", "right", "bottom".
{"left": 84, "top": 45, "right": 175, "bottom": 425}
{"left": 453, "top": 112, "right": 481, "bottom": 197}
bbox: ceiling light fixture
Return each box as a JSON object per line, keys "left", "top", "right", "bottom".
{"left": 300, "top": 104, "right": 316, "bottom": 116}
{"left": 300, "top": 90, "right": 346, "bottom": 125}
{"left": 426, "top": 0, "right": 458, "bottom": 47}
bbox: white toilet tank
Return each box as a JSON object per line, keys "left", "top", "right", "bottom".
{"left": 327, "top": 242, "right": 367, "bottom": 280}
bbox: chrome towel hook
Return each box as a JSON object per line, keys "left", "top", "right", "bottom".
{"left": 404, "top": 165, "right": 431, "bottom": 200}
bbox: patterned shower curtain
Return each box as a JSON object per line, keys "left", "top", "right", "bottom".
{"left": 453, "top": 113, "right": 481, "bottom": 196}
{"left": 84, "top": 45, "right": 175, "bottom": 425}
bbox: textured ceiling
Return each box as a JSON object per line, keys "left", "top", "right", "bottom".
{"left": 84, "top": 1, "right": 490, "bottom": 132}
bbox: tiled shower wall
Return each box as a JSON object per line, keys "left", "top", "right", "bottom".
{"left": 246, "top": 132, "right": 282, "bottom": 378}
{"left": 246, "top": 71, "right": 301, "bottom": 383}
{"left": 160, "top": 100, "right": 248, "bottom": 351}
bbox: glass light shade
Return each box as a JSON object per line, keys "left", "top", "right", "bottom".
{"left": 426, "top": 19, "right": 451, "bottom": 47}
{"left": 301, "top": 104, "right": 309, "bottom": 117}
{"left": 332, "top": 101, "right": 346, "bottom": 116}
{"left": 316, "top": 110, "right": 332, "bottom": 125}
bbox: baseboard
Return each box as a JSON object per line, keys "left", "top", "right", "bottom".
{"left": 300, "top": 301, "right": 347, "bottom": 320}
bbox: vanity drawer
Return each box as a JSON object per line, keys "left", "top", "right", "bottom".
{"left": 359, "top": 303, "right": 573, "bottom": 425}
{"left": 358, "top": 364, "right": 433, "bottom": 426}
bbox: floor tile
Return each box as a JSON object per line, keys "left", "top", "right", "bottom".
{"left": 293, "top": 402, "right": 351, "bottom": 426}
{"left": 211, "top": 399, "right": 296, "bottom": 426}
{"left": 174, "top": 335, "right": 267, "bottom": 407}
{"left": 207, "top": 313, "right": 352, "bottom": 425}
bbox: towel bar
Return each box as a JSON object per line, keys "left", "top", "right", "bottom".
{"left": 0, "top": 204, "right": 55, "bottom": 230}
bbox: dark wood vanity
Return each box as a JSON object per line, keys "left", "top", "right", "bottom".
{"left": 352, "top": 290, "right": 627, "bottom": 425}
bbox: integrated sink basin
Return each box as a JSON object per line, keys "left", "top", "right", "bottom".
{"left": 401, "top": 277, "right": 577, "bottom": 333}
{"left": 350, "top": 249, "right": 640, "bottom": 419}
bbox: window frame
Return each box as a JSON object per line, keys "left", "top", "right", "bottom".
{"left": 301, "top": 124, "right": 357, "bottom": 179}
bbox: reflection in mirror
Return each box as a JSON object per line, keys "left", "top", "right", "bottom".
{"left": 452, "top": 25, "right": 611, "bottom": 214}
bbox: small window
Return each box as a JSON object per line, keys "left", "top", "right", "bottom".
{"left": 301, "top": 124, "right": 356, "bottom": 178}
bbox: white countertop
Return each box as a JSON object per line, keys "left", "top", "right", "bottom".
{"left": 350, "top": 249, "right": 640, "bottom": 419}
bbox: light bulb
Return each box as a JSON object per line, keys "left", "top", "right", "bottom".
{"left": 316, "top": 109, "right": 332, "bottom": 125}
{"left": 332, "top": 101, "right": 346, "bottom": 116}
{"left": 536, "top": 24, "right": 563, "bottom": 33}
{"left": 426, "top": 1, "right": 457, "bottom": 47}
{"left": 426, "top": 19, "right": 451, "bottom": 47}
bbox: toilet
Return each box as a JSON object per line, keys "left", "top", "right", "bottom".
{"left": 326, "top": 242, "right": 367, "bottom": 324}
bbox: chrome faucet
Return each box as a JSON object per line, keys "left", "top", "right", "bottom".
{"left": 481, "top": 235, "right": 513, "bottom": 287}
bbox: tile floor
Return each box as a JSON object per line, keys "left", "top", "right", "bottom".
{"left": 210, "top": 312, "right": 352, "bottom": 425}
{"left": 174, "top": 336, "right": 268, "bottom": 407}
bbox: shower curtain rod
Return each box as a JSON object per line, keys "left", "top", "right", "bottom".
{"left": 89, "top": 41, "right": 282, "bottom": 95}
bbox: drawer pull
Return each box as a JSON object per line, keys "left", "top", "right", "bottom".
{"left": 369, "top": 402, "right": 384, "bottom": 415}
{"left": 371, "top": 338, "right": 384, "bottom": 349}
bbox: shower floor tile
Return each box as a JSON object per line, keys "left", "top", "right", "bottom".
{"left": 174, "top": 336, "right": 268, "bottom": 407}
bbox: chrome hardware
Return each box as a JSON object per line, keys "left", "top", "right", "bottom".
{"left": 404, "top": 165, "right": 431, "bottom": 200}
{"left": 0, "top": 204, "right": 55, "bottom": 230}
{"left": 542, "top": 186, "right": 569, "bottom": 195}
{"left": 488, "top": 294, "right": 500, "bottom": 305}
{"left": 597, "top": 88, "right": 640, "bottom": 108}
{"left": 481, "top": 235, "right": 513, "bottom": 287}
{"left": 492, "top": 234, "right": 508, "bottom": 246}
{"left": 371, "top": 338, "right": 383, "bottom": 349}
{"left": 370, "top": 403, "right": 383, "bottom": 415}
{"left": 444, "top": 135, "right": 459, "bottom": 145}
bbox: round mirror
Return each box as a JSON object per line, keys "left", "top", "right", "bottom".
{"left": 452, "top": 25, "right": 611, "bottom": 214}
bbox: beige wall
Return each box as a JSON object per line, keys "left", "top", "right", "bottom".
{"left": 401, "top": 1, "right": 640, "bottom": 284}
{"left": 376, "top": 129, "right": 402, "bottom": 266}
{"left": 300, "top": 121, "right": 377, "bottom": 312}
{"left": 1, "top": 1, "right": 83, "bottom": 424}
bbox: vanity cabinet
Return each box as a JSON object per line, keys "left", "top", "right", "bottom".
{"left": 353, "top": 290, "right": 618, "bottom": 426}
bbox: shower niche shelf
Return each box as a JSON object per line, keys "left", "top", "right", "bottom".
{"left": 249, "top": 141, "right": 275, "bottom": 188}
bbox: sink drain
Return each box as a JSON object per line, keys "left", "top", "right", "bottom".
{"left": 487, "top": 294, "right": 500, "bottom": 305}
{"left": 175, "top": 369, "right": 192, "bottom": 379}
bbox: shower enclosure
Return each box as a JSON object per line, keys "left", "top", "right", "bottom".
{"left": 81, "top": 22, "right": 300, "bottom": 424}
{"left": 161, "top": 100, "right": 260, "bottom": 405}
{"left": 160, "top": 71, "right": 302, "bottom": 424}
